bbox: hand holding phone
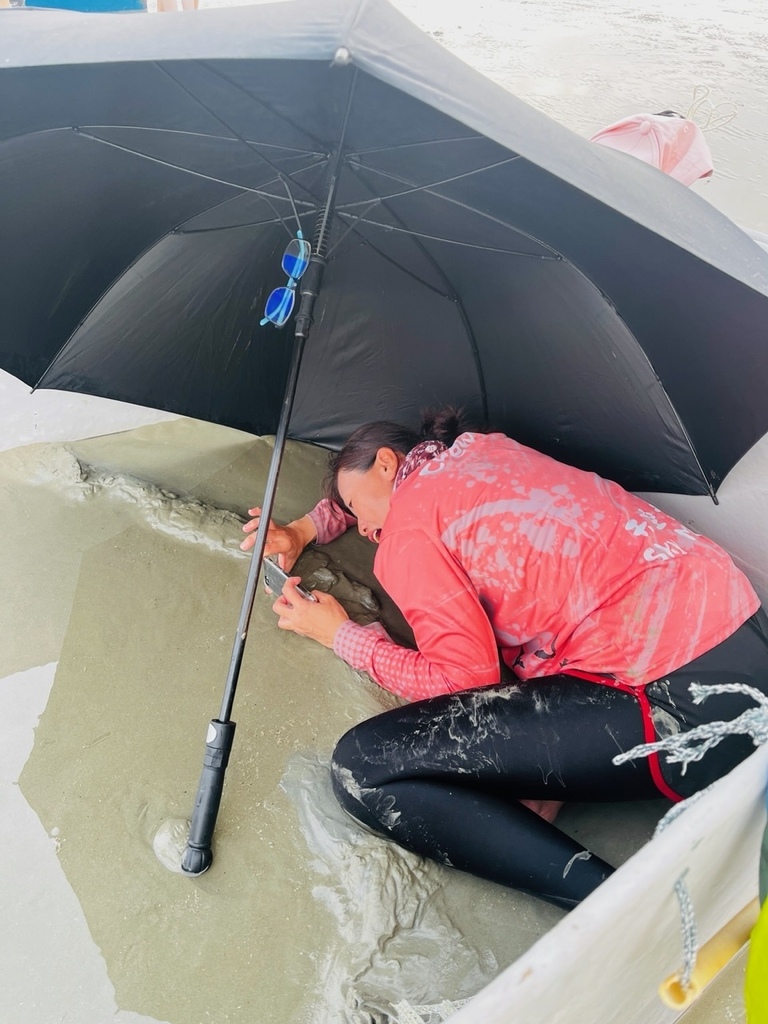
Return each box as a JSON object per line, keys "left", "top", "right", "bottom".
{"left": 262, "top": 558, "right": 318, "bottom": 602}
{"left": 266, "top": 557, "right": 350, "bottom": 649}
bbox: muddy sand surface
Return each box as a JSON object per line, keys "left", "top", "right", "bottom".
{"left": 3, "top": 417, "right": 663, "bottom": 1023}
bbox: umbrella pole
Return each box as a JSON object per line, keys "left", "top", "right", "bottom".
{"left": 181, "top": 258, "right": 325, "bottom": 876}
{"left": 181, "top": 88, "right": 352, "bottom": 873}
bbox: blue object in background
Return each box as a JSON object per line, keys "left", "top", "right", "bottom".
{"left": 25, "top": 0, "right": 145, "bottom": 10}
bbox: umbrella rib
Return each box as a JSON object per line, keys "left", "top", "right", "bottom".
{"left": 169, "top": 171, "right": 325, "bottom": 237}
{"left": 615, "top": 339, "right": 718, "bottom": 502}
{"left": 152, "top": 61, "right": 329, "bottom": 230}
{"left": 157, "top": 58, "right": 325, "bottom": 159}
{"left": 32, "top": 117, "right": 326, "bottom": 392}
{"left": 78, "top": 123, "right": 326, "bottom": 159}
{"left": 339, "top": 155, "right": 521, "bottom": 207}
{"left": 341, "top": 159, "right": 560, "bottom": 257}
{"left": 0, "top": 123, "right": 324, "bottom": 158}
{"left": 199, "top": 60, "right": 331, "bottom": 155}
{"left": 32, "top": 216, "right": 252, "bottom": 394}
{"left": 556, "top": 257, "right": 718, "bottom": 501}
{"left": 0, "top": 125, "right": 324, "bottom": 239}
{"left": 332, "top": 230, "right": 452, "bottom": 297}
{"left": 346, "top": 233, "right": 489, "bottom": 423}
{"left": 31, "top": 198, "right": 314, "bottom": 393}
{"left": 344, "top": 168, "right": 715, "bottom": 499}
{"left": 76, "top": 129, "right": 318, "bottom": 208}
{"left": 665, "top": 413, "right": 717, "bottom": 501}
{"left": 335, "top": 214, "right": 557, "bottom": 258}
{"left": 335, "top": 165, "right": 491, "bottom": 423}
{"left": 179, "top": 210, "right": 320, "bottom": 236}
{"left": 349, "top": 135, "right": 492, "bottom": 157}
{"left": 324, "top": 227, "right": 490, "bottom": 423}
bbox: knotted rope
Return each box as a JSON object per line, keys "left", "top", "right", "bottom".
{"left": 613, "top": 683, "right": 768, "bottom": 774}
{"left": 391, "top": 998, "right": 470, "bottom": 1022}
{"left": 612, "top": 682, "right": 768, "bottom": 991}
{"left": 389, "top": 685, "right": 767, "bottom": 1018}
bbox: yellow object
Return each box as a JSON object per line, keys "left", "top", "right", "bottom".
{"left": 745, "top": 898, "right": 768, "bottom": 1024}
{"left": 659, "top": 898, "right": 760, "bottom": 1009}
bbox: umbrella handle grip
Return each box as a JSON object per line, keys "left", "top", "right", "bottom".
{"left": 181, "top": 719, "right": 236, "bottom": 876}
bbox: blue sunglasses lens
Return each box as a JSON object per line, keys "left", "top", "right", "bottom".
{"left": 262, "top": 286, "right": 296, "bottom": 327}
{"left": 261, "top": 234, "right": 311, "bottom": 328}
{"left": 281, "top": 238, "right": 311, "bottom": 281}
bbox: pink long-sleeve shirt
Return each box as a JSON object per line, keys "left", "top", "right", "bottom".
{"left": 310, "top": 432, "right": 758, "bottom": 702}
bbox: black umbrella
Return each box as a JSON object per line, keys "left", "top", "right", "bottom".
{"left": 3, "top": 0, "right": 768, "bottom": 871}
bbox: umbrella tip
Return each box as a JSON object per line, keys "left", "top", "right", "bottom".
{"left": 332, "top": 46, "right": 352, "bottom": 66}
{"left": 180, "top": 843, "right": 213, "bottom": 876}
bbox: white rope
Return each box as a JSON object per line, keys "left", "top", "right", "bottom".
{"left": 610, "top": 682, "right": 768, "bottom": 993}
{"left": 391, "top": 1002, "right": 430, "bottom": 1024}
{"left": 613, "top": 682, "right": 768, "bottom": 774}
{"left": 389, "top": 684, "right": 767, "bottom": 1015}
{"left": 391, "top": 998, "right": 471, "bottom": 1022}
{"left": 672, "top": 872, "right": 699, "bottom": 989}
{"left": 649, "top": 791, "right": 715, "bottom": 992}
{"left": 654, "top": 784, "right": 711, "bottom": 834}
{"left": 652, "top": 787, "right": 717, "bottom": 991}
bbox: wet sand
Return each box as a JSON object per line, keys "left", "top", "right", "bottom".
{"left": 395, "top": 0, "right": 768, "bottom": 234}
{"left": 2, "top": 418, "right": 662, "bottom": 1023}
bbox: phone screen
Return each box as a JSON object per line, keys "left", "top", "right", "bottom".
{"left": 262, "top": 558, "right": 318, "bottom": 602}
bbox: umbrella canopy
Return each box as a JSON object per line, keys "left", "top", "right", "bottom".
{"left": 3, "top": 0, "right": 768, "bottom": 496}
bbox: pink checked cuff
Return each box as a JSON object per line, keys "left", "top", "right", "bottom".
{"left": 307, "top": 498, "right": 356, "bottom": 545}
{"left": 333, "top": 618, "right": 392, "bottom": 670}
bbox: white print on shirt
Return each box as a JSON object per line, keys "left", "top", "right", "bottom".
{"left": 448, "top": 432, "right": 476, "bottom": 458}
{"left": 643, "top": 540, "right": 687, "bottom": 562}
{"left": 625, "top": 509, "right": 695, "bottom": 562}
{"left": 637, "top": 509, "right": 668, "bottom": 531}
{"left": 625, "top": 518, "right": 649, "bottom": 537}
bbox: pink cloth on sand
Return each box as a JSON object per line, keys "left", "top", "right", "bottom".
{"left": 590, "top": 113, "right": 713, "bottom": 187}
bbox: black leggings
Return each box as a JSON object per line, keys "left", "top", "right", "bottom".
{"left": 331, "top": 610, "right": 768, "bottom": 909}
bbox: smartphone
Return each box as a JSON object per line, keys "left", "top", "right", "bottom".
{"left": 262, "top": 558, "right": 318, "bottom": 602}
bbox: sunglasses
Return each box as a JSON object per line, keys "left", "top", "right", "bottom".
{"left": 260, "top": 232, "right": 312, "bottom": 327}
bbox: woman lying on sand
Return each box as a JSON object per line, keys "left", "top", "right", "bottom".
{"left": 242, "top": 408, "right": 768, "bottom": 908}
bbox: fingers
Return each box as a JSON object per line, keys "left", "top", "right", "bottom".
{"left": 240, "top": 509, "right": 281, "bottom": 553}
{"left": 281, "top": 577, "right": 313, "bottom": 604}
{"left": 269, "top": 583, "right": 347, "bottom": 648}
{"left": 241, "top": 510, "right": 263, "bottom": 543}
{"left": 272, "top": 580, "right": 315, "bottom": 627}
{"left": 240, "top": 529, "right": 268, "bottom": 552}
{"left": 272, "top": 591, "right": 301, "bottom": 633}
{"left": 272, "top": 578, "right": 305, "bottom": 608}
{"left": 240, "top": 509, "right": 261, "bottom": 551}
{"left": 243, "top": 508, "right": 262, "bottom": 531}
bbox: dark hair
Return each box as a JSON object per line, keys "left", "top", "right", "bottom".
{"left": 324, "top": 405, "right": 479, "bottom": 507}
